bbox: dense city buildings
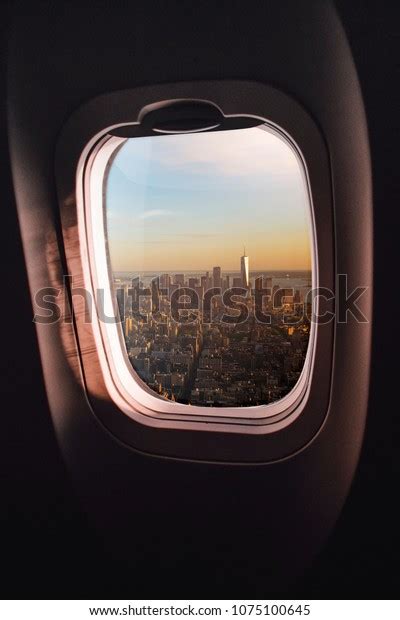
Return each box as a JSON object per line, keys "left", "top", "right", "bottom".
{"left": 114, "top": 252, "right": 311, "bottom": 408}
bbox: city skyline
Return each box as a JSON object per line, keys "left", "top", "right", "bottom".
{"left": 114, "top": 249, "right": 310, "bottom": 407}
{"left": 106, "top": 126, "right": 312, "bottom": 272}
{"left": 115, "top": 248, "right": 312, "bottom": 322}
{"left": 114, "top": 245, "right": 311, "bottom": 407}
{"left": 114, "top": 268, "right": 312, "bottom": 277}
{"left": 114, "top": 249, "right": 312, "bottom": 294}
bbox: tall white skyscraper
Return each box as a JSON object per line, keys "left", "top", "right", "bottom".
{"left": 240, "top": 247, "right": 249, "bottom": 288}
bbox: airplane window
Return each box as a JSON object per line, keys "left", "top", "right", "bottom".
{"left": 101, "top": 124, "right": 314, "bottom": 410}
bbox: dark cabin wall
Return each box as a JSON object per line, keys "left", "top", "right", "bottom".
{"left": 302, "top": 0, "right": 399, "bottom": 595}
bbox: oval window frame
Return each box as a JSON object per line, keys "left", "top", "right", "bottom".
{"left": 56, "top": 81, "right": 334, "bottom": 462}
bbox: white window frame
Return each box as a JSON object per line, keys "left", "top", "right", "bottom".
{"left": 78, "top": 120, "right": 317, "bottom": 428}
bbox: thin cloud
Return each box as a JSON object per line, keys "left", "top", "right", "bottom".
{"left": 115, "top": 126, "right": 300, "bottom": 184}
{"left": 138, "top": 209, "right": 175, "bottom": 220}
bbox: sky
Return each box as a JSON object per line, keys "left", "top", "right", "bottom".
{"left": 106, "top": 125, "right": 312, "bottom": 273}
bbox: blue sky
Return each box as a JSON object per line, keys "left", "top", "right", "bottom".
{"left": 106, "top": 126, "right": 311, "bottom": 272}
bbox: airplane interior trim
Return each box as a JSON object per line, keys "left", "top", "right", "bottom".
{"left": 54, "top": 81, "right": 336, "bottom": 462}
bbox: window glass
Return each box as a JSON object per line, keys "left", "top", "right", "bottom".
{"left": 105, "top": 126, "right": 312, "bottom": 408}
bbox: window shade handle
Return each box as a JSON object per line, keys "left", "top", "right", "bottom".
{"left": 109, "top": 99, "right": 262, "bottom": 137}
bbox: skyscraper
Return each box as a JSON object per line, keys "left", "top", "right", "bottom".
{"left": 116, "top": 286, "right": 126, "bottom": 322}
{"left": 130, "top": 276, "right": 140, "bottom": 313}
{"left": 160, "top": 273, "right": 171, "bottom": 290}
{"left": 174, "top": 273, "right": 185, "bottom": 286}
{"left": 240, "top": 247, "right": 249, "bottom": 288}
{"left": 213, "top": 266, "right": 222, "bottom": 289}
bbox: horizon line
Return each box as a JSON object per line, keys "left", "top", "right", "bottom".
{"left": 113, "top": 268, "right": 312, "bottom": 273}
